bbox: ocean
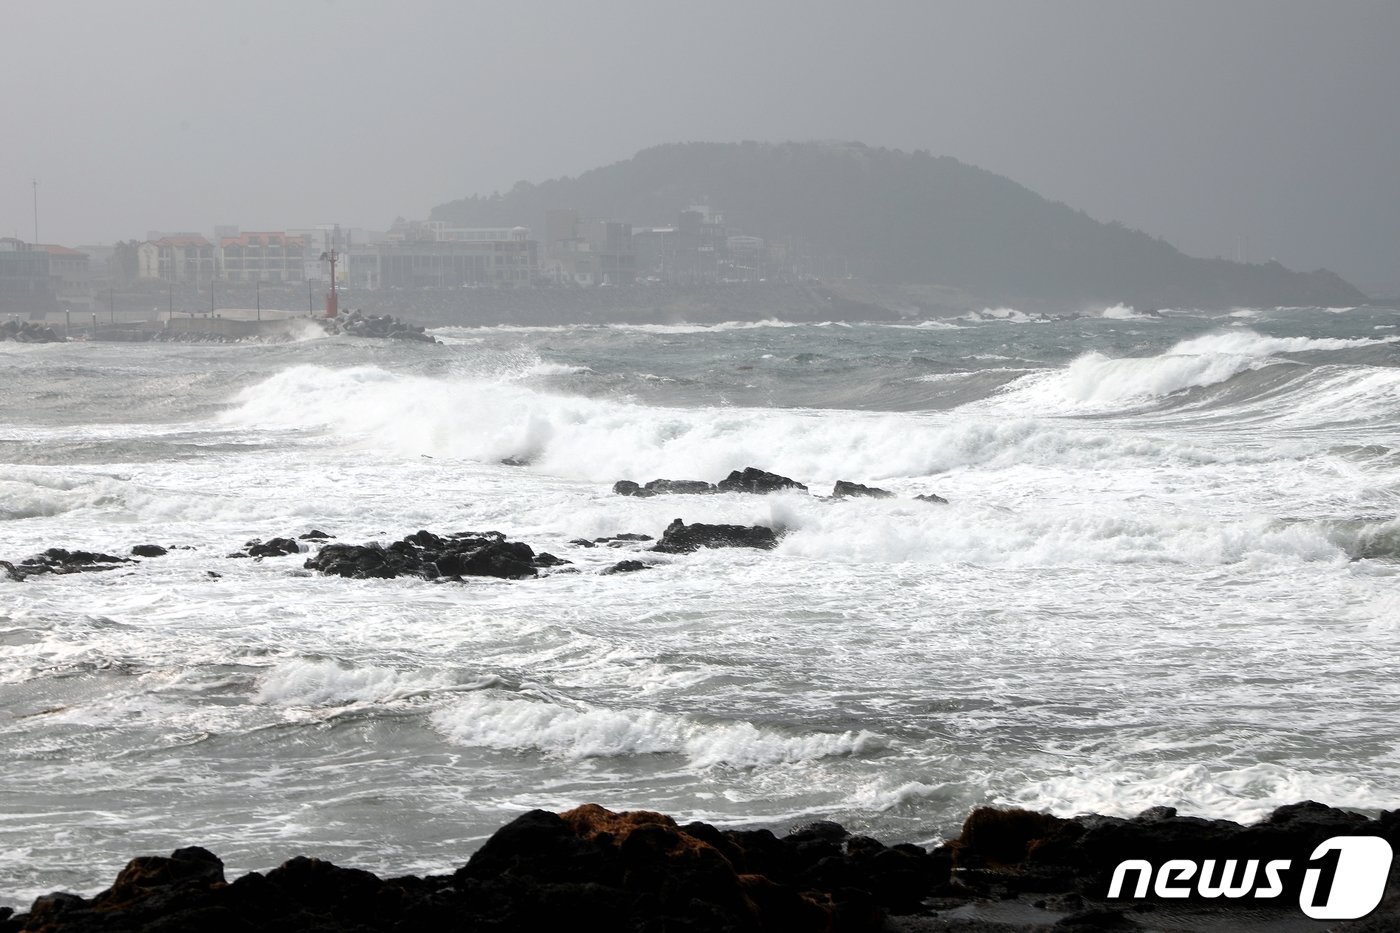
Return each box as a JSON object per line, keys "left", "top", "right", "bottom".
{"left": 2, "top": 304, "right": 1398, "bottom": 907}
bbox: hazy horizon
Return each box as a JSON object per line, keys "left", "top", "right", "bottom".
{"left": 2, "top": 0, "right": 1397, "bottom": 293}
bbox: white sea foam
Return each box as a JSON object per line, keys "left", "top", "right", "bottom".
{"left": 887, "top": 320, "right": 964, "bottom": 330}
{"left": 430, "top": 692, "right": 881, "bottom": 766}
{"left": 0, "top": 470, "right": 130, "bottom": 522}
{"left": 253, "top": 658, "right": 473, "bottom": 707}
{"left": 612, "top": 319, "right": 811, "bottom": 333}
{"left": 769, "top": 497, "right": 1348, "bottom": 567}
{"left": 985, "top": 329, "right": 1397, "bottom": 412}
{"left": 1001, "top": 762, "right": 1389, "bottom": 825}
{"left": 224, "top": 364, "right": 1269, "bottom": 485}
{"left": 962, "top": 306, "right": 1037, "bottom": 323}
{"left": 1099, "top": 303, "right": 1146, "bottom": 320}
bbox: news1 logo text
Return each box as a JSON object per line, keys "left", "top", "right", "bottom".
{"left": 1106, "top": 835, "right": 1393, "bottom": 920}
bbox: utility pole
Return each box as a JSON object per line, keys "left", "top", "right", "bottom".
{"left": 108, "top": 288, "right": 114, "bottom": 325}
{"left": 319, "top": 250, "right": 339, "bottom": 317}
{"left": 256, "top": 279, "right": 261, "bottom": 321}
{"left": 31, "top": 179, "right": 39, "bottom": 245}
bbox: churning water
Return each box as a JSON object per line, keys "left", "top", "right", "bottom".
{"left": 2, "top": 305, "right": 1398, "bottom": 905}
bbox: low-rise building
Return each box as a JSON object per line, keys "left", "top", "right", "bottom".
{"left": 39, "top": 244, "right": 94, "bottom": 308}
{"left": 543, "top": 210, "right": 634, "bottom": 285}
{"left": 138, "top": 235, "right": 217, "bottom": 284}
{"left": 219, "top": 232, "right": 307, "bottom": 282}
{"left": 0, "top": 238, "right": 53, "bottom": 312}
{"left": 349, "top": 227, "right": 537, "bottom": 289}
{"left": 632, "top": 209, "right": 726, "bottom": 284}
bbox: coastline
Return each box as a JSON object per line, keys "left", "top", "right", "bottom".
{"left": 2, "top": 800, "right": 1394, "bottom": 931}
{"left": 4, "top": 316, "right": 1398, "bottom": 928}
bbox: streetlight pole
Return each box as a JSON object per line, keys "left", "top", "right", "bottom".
{"left": 256, "top": 280, "right": 261, "bottom": 321}
{"left": 318, "top": 250, "right": 339, "bottom": 317}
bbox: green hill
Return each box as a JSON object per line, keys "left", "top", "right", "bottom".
{"left": 431, "top": 141, "right": 1367, "bottom": 310}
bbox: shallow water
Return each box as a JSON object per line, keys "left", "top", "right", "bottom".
{"left": 2, "top": 304, "right": 1398, "bottom": 906}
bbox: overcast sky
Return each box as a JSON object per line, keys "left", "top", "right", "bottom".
{"left": 2, "top": 0, "right": 1396, "bottom": 292}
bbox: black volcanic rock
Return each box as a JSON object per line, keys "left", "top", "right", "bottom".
{"left": 947, "top": 800, "right": 1400, "bottom": 904}
{"left": 6, "top": 802, "right": 1399, "bottom": 932}
{"left": 612, "top": 480, "right": 653, "bottom": 497}
{"left": 832, "top": 481, "right": 894, "bottom": 499}
{"left": 244, "top": 537, "right": 301, "bottom": 558}
{"left": 652, "top": 518, "right": 778, "bottom": 553}
{"left": 644, "top": 479, "right": 719, "bottom": 495}
{"left": 304, "top": 530, "right": 541, "bottom": 581}
{"left": 914, "top": 492, "right": 949, "bottom": 504}
{"left": 4, "top": 548, "right": 132, "bottom": 581}
{"left": 717, "top": 467, "right": 808, "bottom": 494}
{"left": 595, "top": 533, "right": 654, "bottom": 546}
{"left": 130, "top": 544, "right": 168, "bottom": 557}
{"left": 321, "top": 309, "right": 439, "bottom": 343}
{"left": 602, "top": 560, "right": 650, "bottom": 574}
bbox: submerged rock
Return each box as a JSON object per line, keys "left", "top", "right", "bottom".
{"left": 596, "top": 533, "right": 653, "bottom": 546}
{"left": 571, "top": 533, "right": 653, "bottom": 548}
{"left": 242, "top": 537, "right": 302, "bottom": 558}
{"left": 717, "top": 467, "right": 809, "bottom": 494}
{"left": 832, "top": 480, "right": 894, "bottom": 499}
{"left": 652, "top": 518, "right": 778, "bottom": 553}
{"left": 914, "top": 492, "right": 949, "bottom": 504}
{"left": 602, "top": 560, "right": 650, "bottom": 574}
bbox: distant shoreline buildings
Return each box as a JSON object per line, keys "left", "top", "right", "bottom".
{"left": 0, "top": 202, "right": 790, "bottom": 314}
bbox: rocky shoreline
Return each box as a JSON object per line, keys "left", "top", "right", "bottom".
{"left": 2, "top": 801, "right": 1395, "bottom": 931}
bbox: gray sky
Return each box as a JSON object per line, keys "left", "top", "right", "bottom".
{"left": 3, "top": 0, "right": 1397, "bottom": 292}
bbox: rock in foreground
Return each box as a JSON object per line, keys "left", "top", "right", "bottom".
{"left": 0, "top": 806, "right": 950, "bottom": 933}
{"left": 7, "top": 801, "right": 1395, "bottom": 932}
